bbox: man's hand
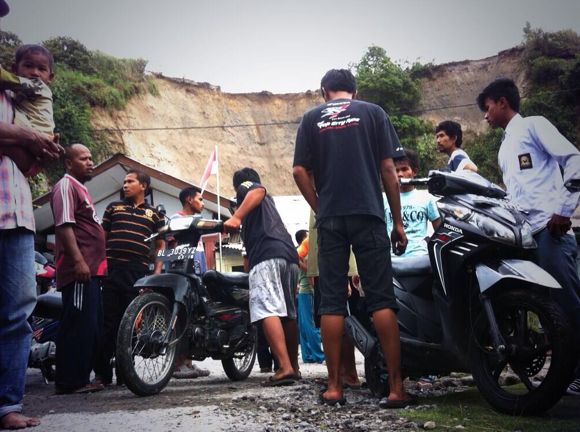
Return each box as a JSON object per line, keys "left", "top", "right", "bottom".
{"left": 26, "top": 129, "right": 63, "bottom": 161}
{"left": 547, "top": 214, "right": 572, "bottom": 237}
{"left": 224, "top": 215, "right": 242, "bottom": 233}
{"left": 73, "top": 258, "right": 91, "bottom": 283}
{"left": 391, "top": 224, "right": 408, "bottom": 256}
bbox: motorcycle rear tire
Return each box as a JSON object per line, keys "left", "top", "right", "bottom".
{"left": 222, "top": 326, "right": 257, "bottom": 381}
{"left": 469, "top": 289, "right": 576, "bottom": 415}
{"left": 116, "top": 292, "right": 178, "bottom": 396}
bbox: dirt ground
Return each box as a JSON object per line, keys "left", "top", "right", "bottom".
{"left": 20, "top": 352, "right": 580, "bottom": 432}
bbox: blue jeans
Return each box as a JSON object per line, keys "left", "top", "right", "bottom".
{"left": 0, "top": 229, "right": 36, "bottom": 417}
{"left": 297, "top": 292, "right": 325, "bottom": 363}
{"left": 533, "top": 229, "right": 580, "bottom": 378}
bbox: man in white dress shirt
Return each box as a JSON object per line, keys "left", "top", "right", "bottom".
{"left": 477, "top": 77, "right": 580, "bottom": 396}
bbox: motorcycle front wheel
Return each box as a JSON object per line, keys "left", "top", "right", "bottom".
{"left": 469, "top": 289, "right": 576, "bottom": 415}
{"left": 222, "top": 326, "right": 257, "bottom": 381}
{"left": 116, "top": 292, "right": 178, "bottom": 396}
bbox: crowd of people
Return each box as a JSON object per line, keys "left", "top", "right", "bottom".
{"left": 1, "top": 0, "right": 579, "bottom": 427}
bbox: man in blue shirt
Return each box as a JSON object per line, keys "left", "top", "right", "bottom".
{"left": 435, "top": 120, "right": 477, "bottom": 172}
{"left": 477, "top": 77, "right": 580, "bottom": 396}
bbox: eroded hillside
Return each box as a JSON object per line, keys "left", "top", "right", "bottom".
{"left": 92, "top": 49, "right": 525, "bottom": 195}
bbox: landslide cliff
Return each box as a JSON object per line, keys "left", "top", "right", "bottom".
{"left": 91, "top": 49, "right": 525, "bottom": 196}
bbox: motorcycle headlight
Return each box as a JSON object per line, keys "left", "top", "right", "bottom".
{"left": 466, "top": 212, "right": 516, "bottom": 245}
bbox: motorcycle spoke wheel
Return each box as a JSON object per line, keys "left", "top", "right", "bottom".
{"left": 222, "top": 326, "right": 257, "bottom": 381}
{"left": 117, "top": 293, "right": 178, "bottom": 396}
{"left": 469, "top": 289, "right": 575, "bottom": 415}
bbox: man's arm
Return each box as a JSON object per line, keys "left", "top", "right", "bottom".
{"left": 55, "top": 224, "right": 90, "bottom": 283}
{"left": 153, "top": 238, "right": 165, "bottom": 274}
{"left": 380, "top": 158, "right": 408, "bottom": 255}
{"left": 462, "top": 161, "right": 478, "bottom": 172}
{"left": 0, "top": 122, "right": 62, "bottom": 160}
{"left": 293, "top": 165, "right": 317, "bottom": 213}
{"left": 431, "top": 218, "right": 442, "bottom": 231}
{"left": 224, "top": 187, "right": 266, "bottom": 232}
{"left": 533, "top": 117, "right": 580, "bottom": 236}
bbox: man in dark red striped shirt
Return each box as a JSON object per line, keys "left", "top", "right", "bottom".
{"left": 51, "top": 144, "right": 106, "bottom": 394}
{"left": 94, "top": 170, "right": 165, "bottom": 386}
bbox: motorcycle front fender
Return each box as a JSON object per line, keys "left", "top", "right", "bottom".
{"left": 475, "top": 259, "right": 561, "bottom": 293}
{"left": 133, "top": 273, "right": 194, "bottom": 305}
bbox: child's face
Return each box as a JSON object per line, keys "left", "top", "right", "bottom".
{"left": 395, "top": 160, "right": 416, "bottom": 180}
{"left": 13, "top": 52, "right": 53, "bottom": 84}
{"left": 395, "top": 160, "right": 417, "bottom": 192}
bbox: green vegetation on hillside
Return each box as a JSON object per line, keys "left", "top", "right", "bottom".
{"left": 521, "top": 24, "right": 580, "bottom": 146}
{"left": 0, "top": 32, "right": 156, "bottom": 195}
{"left": 354, "top": 26, "right": 580, "bottom": 184}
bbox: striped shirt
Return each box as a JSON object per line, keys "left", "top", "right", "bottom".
{"left": 102, "top": 200, "right": 165, "bottom": 270}
{"left": 51, "top": 174, "right": 107, "bottom": 289}
{"left": 0, "top": 90, "right": 35, "bottom": 232}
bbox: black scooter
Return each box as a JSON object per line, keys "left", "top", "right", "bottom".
{"left": 345, "top": 170, "right": 577, "bottom": 415}
{"left": 115, "top": 216, "right": 257, "bottom": 396}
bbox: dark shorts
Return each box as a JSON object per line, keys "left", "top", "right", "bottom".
{"left": 317, "top": 215, "right": 397, "bottom": 315}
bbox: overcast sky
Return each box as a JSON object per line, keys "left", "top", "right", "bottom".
{"left": 3, "top": 0, "right": 580, "bottom": 93}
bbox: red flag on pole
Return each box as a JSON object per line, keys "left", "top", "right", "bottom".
{"left": 199, "top": 146, "right": 217, "bottom": 192}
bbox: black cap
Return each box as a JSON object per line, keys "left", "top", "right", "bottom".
{"left": 0, "top": 0, "right": 9, "bottom": 17}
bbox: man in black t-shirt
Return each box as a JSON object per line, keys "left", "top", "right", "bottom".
{"left": 224, "top": 168, "right": 300, "bottom": 386}
{"left": 293, "top": 69, "right": 411, "bottom": 408}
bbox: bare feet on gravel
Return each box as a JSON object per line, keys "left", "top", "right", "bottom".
{"left": 0, "top": 412, "right": 40, "bottom": 429}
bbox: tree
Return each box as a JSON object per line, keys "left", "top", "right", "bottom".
{"left": 354, "top": 45, "right": 421, "bottom": 115}
{"left": 353, "top": 46, "right": 438, "bottom": 173}
{"left": 0, "top": 30, "right": 21, "bottom": 67}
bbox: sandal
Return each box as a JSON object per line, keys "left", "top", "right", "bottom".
{"left": 378, "top": 396, "right": 416, "bottom": 409}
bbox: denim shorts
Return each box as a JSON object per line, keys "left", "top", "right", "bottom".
{"left": 317, "top": 215, "right": 396, "bottom": 315}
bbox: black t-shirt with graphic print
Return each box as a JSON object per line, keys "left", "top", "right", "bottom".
{"left": 236, "top": 182, "right": 298, "bottom": 270}
{"left": 293, "top": 98, "right": 403, "bottom": 222}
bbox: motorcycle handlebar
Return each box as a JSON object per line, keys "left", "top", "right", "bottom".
{"left": 400, "top": 177, "right": 429, "bottom": 186}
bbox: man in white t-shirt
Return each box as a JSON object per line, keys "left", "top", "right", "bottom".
{"left": 435, "top": 120, "right": 477, "bottom": 172}
{"left": 169, "top": 186, "right": 210, "bottom": 379}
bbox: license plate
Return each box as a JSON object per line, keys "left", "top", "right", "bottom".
{"left": 157, "top": 246, "right": 197, "bottom": 262}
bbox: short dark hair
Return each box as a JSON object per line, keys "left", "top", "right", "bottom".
{"left": 477, "top": 78, "right": 520, "bottom": 112}
{"left": 394, "top": 149, "right": 419, "bottom": 172}
{"left": 435, "top": 120, "right": 463, "bottom": 147}
{"left": 126, "top": 169, "right": 151, "bottom": 194}
{"left": 295, "top": 229, "right": 308, "bottom": 245}
{"left": 320, "top": 69, "right": 356, "bottom": 94}
{"left": 233, "top": 167, "right": 261, "bottom": 190}
{"left": 15, "top": 44, "right": 54, "bottom": 72}
{"left": 179, "top": 186, "right": 202, "bottom": 205}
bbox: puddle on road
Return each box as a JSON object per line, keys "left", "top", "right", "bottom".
{"left": 37, "top": 405, "right": 261, "bottom": 432}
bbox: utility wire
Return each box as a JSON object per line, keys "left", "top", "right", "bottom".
{"left": 89, "top": 86, "right": 580, "bottom": 133}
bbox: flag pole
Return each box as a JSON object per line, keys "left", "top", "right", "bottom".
{"left": 216, "top": 145, "right": 223, "bottom": 271}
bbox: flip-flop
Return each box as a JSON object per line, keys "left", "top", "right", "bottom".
{"left": 378, "top": 396, "right": 417, "bottom": 409}
{"left": 318, "top": 390, "right": 347, "bottom": 406}
{"left": 261, "top": 374, "right": 296, "bottom": 387}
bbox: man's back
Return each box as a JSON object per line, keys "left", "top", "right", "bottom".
{"left": 294, "top": 98, "right": 402, "bottom": 221}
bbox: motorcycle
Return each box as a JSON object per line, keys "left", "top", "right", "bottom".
{"left": 29, "top": 291, "right": 61, "bottom": 382}
{"left": 116, "top": 216, "right": 257, "bottom": 396}
{"left": 35, "top": 251, "right": 56, "bottom": 295}
{"left": 345, "top": 170, "right": 577, "bottom": 415}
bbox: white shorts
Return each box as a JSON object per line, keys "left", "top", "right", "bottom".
{"left": 248, "top": 258, "right": 299, "bottom": 323}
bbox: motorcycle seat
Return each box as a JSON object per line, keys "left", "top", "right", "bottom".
{"left": 203, "top": 270, "right": 249, "bottom": 287}
{"left": 391, "top": 254, "right": 432, "bottom": 276}
{"left": 34, "top": 291, "right": 62, "bottom": 319}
